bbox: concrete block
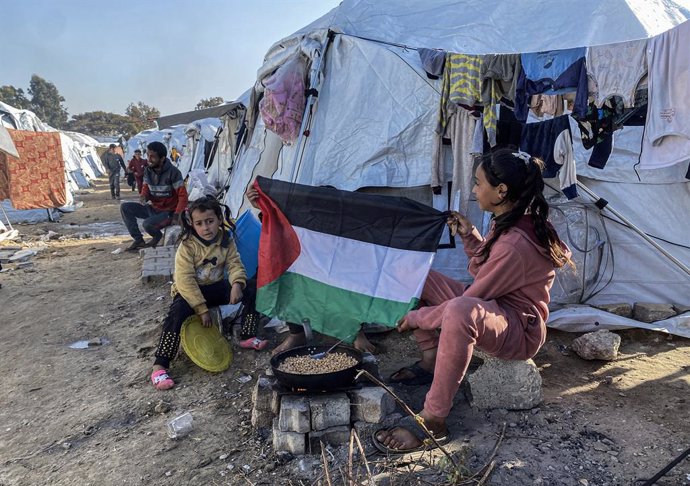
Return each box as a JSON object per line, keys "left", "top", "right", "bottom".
{"left": 279, "top": 396, "right": 311, "bottom": 433}
{"left": 467, "top": 357, "right": 542, "bottom": 410}
{"left": 594, "top": 303, "right": 633, "bottom": 318}
{"left": 309, "top": 393, "right": 350, "bottom": 431}
{"left": 271, "top": 391, "right": 281, "bottom": 415}
{"left": 141, "top": 246, "right": 176, "bottom": 284}
{"left": 251, "top": 407, "right": 274, "bottom": 428}
{"left": 252, "top": 375, "right": 276, "bottom": 412}
{"left": 349, "top": 387, "right": 395, "bottom": 423}
{"left": 308, "top": 425, "right": 351, "bottom": 454}
{"left": 272, "top": 419, "right": 305, "bottom": 455}
{"left": 572, "top": 330, "right": 621, "bottom": 361}
{"left": 633, "top": 303, "right": 676, "bottom": 323}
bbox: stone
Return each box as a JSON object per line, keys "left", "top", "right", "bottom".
{"left": 571, "top": 330, "right": 621, "bottom": 361}
{"left": 633, "top": 303, "right": 676, "bottom": 323}
{"left": 163, "top": 226, "right": 182, "bottom": 247}
{"left": 308, "top": 425, "right": 351, "bottom": 454}
{"left": 309, "top": 393, "right": 350, "bottom": 431}
{"left": 594, "top": 303, "right": 633, "bottom": 318}
{"left": 251, "top": 375, "right": 276, "bottom": 412}
{"left": 348, "top": 387, "right": 395, "bottom": 423}
{"left": 672, "top": 303, "right": 690, "bottom": 315}
{"left": 467, "top": 358, "right": 542, "bottom": 410}
{"left": 278, "top": 396, "right": 310, "bottom": 433}
{"left": 272, "top": 419, "right": 305, "bottom": 455}
{"left": 251, "top": 407, "right": 274, "bottom": 428}
{"left": 154, "top": 400, "right": 171, "bottom": 414}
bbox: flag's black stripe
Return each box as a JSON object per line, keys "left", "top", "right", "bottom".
{"left": 257, "top": 177, "right": 446, "bottom": 252}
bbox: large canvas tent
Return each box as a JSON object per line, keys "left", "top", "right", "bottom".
{"left": 224, "top": 0, "right": 690, "bottom": 336}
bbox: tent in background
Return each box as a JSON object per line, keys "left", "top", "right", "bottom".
{"left": 222, "top": 0, "right": 690, "bottom": 336}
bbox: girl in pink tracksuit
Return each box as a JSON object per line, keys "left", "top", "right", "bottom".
{"left": 375, "top": 148, "right": 573, "bottom": 453}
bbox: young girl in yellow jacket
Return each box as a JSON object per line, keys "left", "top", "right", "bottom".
{"left": 151, "top": 196, "right": 246, "bottom": 390}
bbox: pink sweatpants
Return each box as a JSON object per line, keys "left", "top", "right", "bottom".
{"left": 405, "top": 271, "right": 546, "bottom": 418}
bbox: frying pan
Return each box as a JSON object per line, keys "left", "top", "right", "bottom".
{"left": 270, "top": 344, "right": 363, "bottom": 390}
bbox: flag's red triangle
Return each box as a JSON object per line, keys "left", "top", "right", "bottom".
{"left": 255, "top": 180, "right": 301, "bottom": 288}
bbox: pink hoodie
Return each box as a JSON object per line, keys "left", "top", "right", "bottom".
{"left": 460, "top": 215, "right": 569, "bottom": 329}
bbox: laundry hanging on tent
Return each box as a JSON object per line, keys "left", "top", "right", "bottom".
{"left": 529, "top": 94, "right": 564, "bottom": 119}
{"left": 586, "top": 39, "right": 648, "bottom": 109}
{"left": 1, "top": 130, "right": 66, "bottom": 210}
{"left": 519, "top": 115, "right": 577, "bottom": 199}
{"left": 515, "top": 48, "right": 588, "bottom": 122}
{"left": 418, "top": 48, "right": 446, "bottom": 79}
{"left": 431, "top": 109, "right": 477, "bottom": 214}
{"left": 259, "top": 55, "right": 308, "bottom": 143}
{"left": 643, "top": 20, "right": 690, "bottom": 168}
{"left": 480, "top": 54, "right": 521, "bottom": 147}
{"left": 573, "top": 98, "right": 626, "bottom": 169}
{"left": 439, "top": 53, "right": 483, "bottom": 132}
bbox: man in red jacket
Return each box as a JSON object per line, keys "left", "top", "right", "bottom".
{"left": 120, "top": 141, "right": 188, "bottom": 251}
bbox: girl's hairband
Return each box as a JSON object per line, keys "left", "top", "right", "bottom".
{"left": 512, "top": 151, "right": 532, "bottom": 164}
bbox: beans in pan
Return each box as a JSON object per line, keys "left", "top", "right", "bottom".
{"left": 277, "top": 352, "right": 358, "bottom": 375}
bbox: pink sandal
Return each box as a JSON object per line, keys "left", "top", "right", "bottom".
{"left": 239, "top": 337, "right": 269, "bottom": 351}
{"left": 151, "top": 369, "right": 175, "bottom": 390}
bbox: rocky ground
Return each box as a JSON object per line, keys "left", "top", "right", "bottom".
{"left": 0, "top": 179, "right": 688, "bottom": 486}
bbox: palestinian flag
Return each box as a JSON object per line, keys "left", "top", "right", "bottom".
{"left": 254, "top": 176, "right": 447, "bottom": 341}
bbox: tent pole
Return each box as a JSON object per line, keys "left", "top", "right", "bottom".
{"left": 576, "top": 181, "right": 690, "bottom": 277}
{"left": 289, "top": 31, "right": 335, "bottom": 183}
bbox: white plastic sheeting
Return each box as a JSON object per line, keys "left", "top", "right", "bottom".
{"left": 295, "top": 0, "right": 690, "bottom": 54}
{"left": 296, "top": 35, "right": 438, "bottom": 189}
{"left": 548, "top": 306, "right": 690, "bottom": 339}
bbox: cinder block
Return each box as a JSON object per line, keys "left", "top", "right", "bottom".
{"left": 308, "top": 425, "right": 351, "bottom": 454}
{"left": 252, "top": 376, "right": 276, "bottom": 412}
{"left": 349, "top": 387, "right": 395, "bottom": 423}
{"left": 279, "top": 396, "right": 311, "bottom": 433}
{"left": 272, "top": 419, "right": 305, "bottom": 455}
{"left": 251, "top": 407, "right": 274, "bottom": 428}
{"left": 310, "top": 393, "right": 350, "bottom": 431}
{"left": 467, "top": 358, "right": 542, "bottom": 410}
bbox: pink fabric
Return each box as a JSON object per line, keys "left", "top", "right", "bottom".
{"left": 405, "top": 219, "right": 558, "bottom": 418}
{"left": 259, "top": 56, "right": 307, "bottom": 143}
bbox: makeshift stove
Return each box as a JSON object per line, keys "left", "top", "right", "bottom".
{"left": 250, "top": 360, "right": 397, "bottom": 455}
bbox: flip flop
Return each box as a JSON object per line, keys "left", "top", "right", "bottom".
{"left": 151, "top": 369, "right": 175, "bottom": 390}
{"left": 372, "top": 415, "right": 450, "bottom": 455}
{"left": 389, "top": 362, "right": 434, "bottom": 386}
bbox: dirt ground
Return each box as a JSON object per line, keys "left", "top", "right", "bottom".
{"left": 0, "top": 179, "right": 688, "bottom": 486}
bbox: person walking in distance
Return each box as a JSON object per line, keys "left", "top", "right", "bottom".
{"left": 102, "top": 144, "right": 127, "bottom": 199}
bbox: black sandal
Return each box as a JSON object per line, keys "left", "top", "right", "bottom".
{"left": 372, "top": 415, "right": 450, "bottom": 455}
{"left": 389, "top": 362, "right": 434, "bottom": 386}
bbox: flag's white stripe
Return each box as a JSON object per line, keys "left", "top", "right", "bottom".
{"left": 287, "top": 226, "right": 435, "bottom": 303}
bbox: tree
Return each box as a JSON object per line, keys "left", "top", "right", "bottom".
{"left": 125, "top": 101, "right": 159, "bottom": 132}
{"left": 66, "top": 111, "right": 140, "bottom": 138}
{"left": 0, "top": 85, "right": 31, "bottom": 110}
{"left": 195, "top": 97, "right": 225, "bottom": 110}
{"left": 28, "top": 74, "right": 69, "bottom": 128}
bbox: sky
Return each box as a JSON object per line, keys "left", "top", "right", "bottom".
{"left": 0, "top": 0, "right": 341, "bottom": 117}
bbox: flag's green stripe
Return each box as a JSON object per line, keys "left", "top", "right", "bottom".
{"left": 257, "top": 272, "right": 419, "bottom": 342}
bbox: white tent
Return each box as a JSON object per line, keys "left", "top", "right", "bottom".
{"left": 223, "top": 0, "right": 690, "bottom": 335}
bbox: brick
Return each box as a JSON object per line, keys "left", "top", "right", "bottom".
{"left": 309, "top": 393, "right": 350, "bottom": 431}
{"left": 308, "top": 425, "right": 351, "bottom": 454}
{"left": 252, "top": 376, "right": 276, "bottom": 412}
{"left": 633, "top": 303, "right": 676, "bottom": 323}
{"left": 467, "top": 358, "right": 542, "bottom": 410}
{"left": 349, "top": 387, "right": 395, "bottom": 423}
{"left": 251, "top": 407, "right": 274, "bottom": 428}
{"left": 279, "top": 396, "right": 310, "bottom": 433}
{"left": 272, "top": 419, "right": 305, "bottom": 455}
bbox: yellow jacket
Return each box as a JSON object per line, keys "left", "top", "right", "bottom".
{"left": 171, "top": 231, "right": 247, "bottom": 315}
